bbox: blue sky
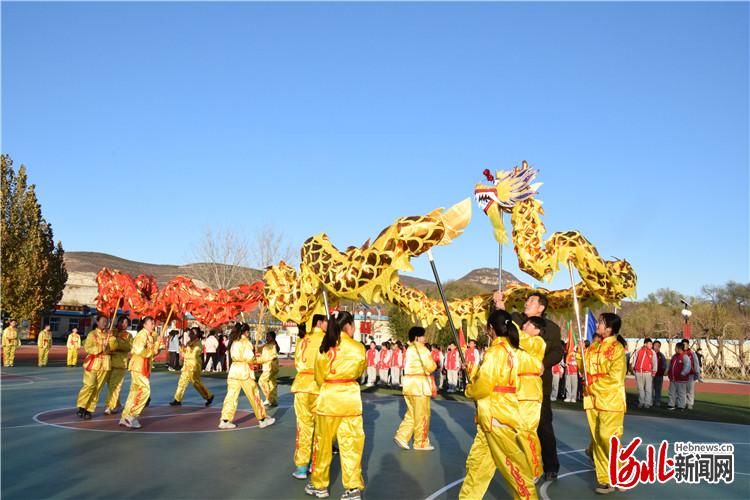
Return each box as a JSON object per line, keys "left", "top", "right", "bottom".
{"left": 2, "top": 1, "right": 748, "bottom": 300}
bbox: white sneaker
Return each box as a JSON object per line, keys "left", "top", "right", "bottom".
{"left": 262, "top": 400, "right": 271, "bottom": 407}
{"left": 218, "top": 420, "right": 237, "bottom": 429}
{"left": 118, "top": 417, "right": 131, "bottom": 428}
{"left": 394, "top": 437, "right": 410, "bottom": 450}
{"left": 130, "top": 417, "right": 142, "bottom": 429}
{"left": 413, "top": 444, "right": 435, "bottom": 451}
{"left": 259, "top": 417, "right": 276, "bottom": 429}
{"left": 104, "top": 408, "right": 112, "bottom": 415}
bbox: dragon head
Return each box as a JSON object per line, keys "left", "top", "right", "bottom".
{"left": 474, "top": 160, "right": 542, "bottom": 243}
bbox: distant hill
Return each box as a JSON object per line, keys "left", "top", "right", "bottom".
{"left": 61, "top": 252, "right": 526, "bottom": 305}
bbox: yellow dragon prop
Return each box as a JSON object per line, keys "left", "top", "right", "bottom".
{"left": 264, "top": 161, "right": 636, "bottom": 339}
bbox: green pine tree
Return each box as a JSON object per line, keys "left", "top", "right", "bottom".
{"left": 1, "top": 154, "right": 67, "bottom": 323}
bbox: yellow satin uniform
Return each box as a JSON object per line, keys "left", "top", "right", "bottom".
{"left": 394, "top": 341, "right": 437, "bottom": 448}
{"left": 581, "top": 335, "right": 626, "bottom": 486}
{"left": 121, "top": 329, "right": 161, "bottom": 419}
{"left": 37, "top": 329, "right": 52, "bottom": 366}
{"left": 220, "top": 337, "right": 267, "bottom": 423}
{"left": 75, "top": 328, "right": 112, "bottom": 412}
{"left": 2, "top": 326, "right": 19, "bottom": 367}
{"left": 258, "top": 342, "right": 280, "bottom": 405}
{"left": 174, "top": 340, "right": 212, "bottom": 402}
{"left": 292, "top": 327, "right": 326, "bottom": 467}
{"left": 105, "top": 329, "right": 133, "bottom": 410}
{"left": 517, "top": 332, "right": 546, "bottom": 480}
{"left": 459, "top": 336, "right": 537, "bottom": 500}
{"left": 66, "top": 332, "right": 81, "bottom": 366}
{"left": 310, "top": 334, "right": 366, "bottom": 491}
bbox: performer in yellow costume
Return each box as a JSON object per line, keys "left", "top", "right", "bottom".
{"left": 119, "top": 316, "right": 161, "bottom": 429}
{"left": 581, "top": 313, "right": 626, "bottom": 495}
{"left": 518, "top": 317, "right": 546, "bottom": 481}
{"left": 306, "top": 311, "right": 366, "bottom": 500}
{"left": 37, "top": 324, "right": 52, "bottom": 367}
{"left": 104, "top": 317, "right": 133, "bottom": 414}
{"left": 2, "top": 319, "right": 19, "bottom": 367}
{"left": 170, "top": 327, "right": 214, "bottom": 406}
{"left": 259, "top": 330, "right": 280, "bottom": 407}
{"left": 292, "top": 314, "right": 328, "bottom": 480}
{"left": 394, "top": 326, "right": 437, "bottom": 451}
{"left": 76, "top": 315, "right": 112, "bottom": 419}
{"left": 219, "top": 323, "right": 275, "bottom": 429}
{"left": 66, "top": 327, "right": 81, "bottom": 366}
{"left": 460, "top": 310, "right": 537, "bottom": 500}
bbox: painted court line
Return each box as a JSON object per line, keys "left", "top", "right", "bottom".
{"left": 425, "top": 442, "right": 750, "bottom": 500}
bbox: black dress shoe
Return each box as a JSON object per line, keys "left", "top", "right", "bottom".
{"left": 205, "top": 395, "right": 214, "bottom": 407}
{"left": 77, "top": 407, "right": 85, "bottom": 418}
{"left": 544, "top": 472, "right": 558, "bottom": 481}
{"left": 169, "top": 400, "right": 181, "bottom": 406}
{"left": 83, "top": 411, "right": 93, "bottom": 420}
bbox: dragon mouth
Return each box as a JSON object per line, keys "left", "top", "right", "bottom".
{"left": 474, "top": 189, "right": 499, "bottom": 213}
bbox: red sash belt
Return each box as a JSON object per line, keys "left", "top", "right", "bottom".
{"left": 298, "top": 370, "right": 314, "bottom": 375}
{"left": 587, "top": 373, "right": 604, "bottom": 385}
{"left": 84, "top": 353, "right": 104, "bottom": 372}
{"left": 143, "top": 358, "right": 151, "bottom": 378}
{"left": 326, "top": 378, "right": 356, "bottom": 384}
{"left": 518, "top": 372, "right": 542, "bottom": 377}
{"left": 493, "top": 385, "right": 516, "bottom": 393}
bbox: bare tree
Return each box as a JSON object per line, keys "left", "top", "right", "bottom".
{"left": 247, "top": 225, "right": 297, "bottom": 343}
{"left": 189, "top": 226, "right": 258, "bottom": 289}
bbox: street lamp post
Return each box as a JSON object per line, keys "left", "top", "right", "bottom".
{"left": 681, "top": 304, "right": 692, "bottom": 340}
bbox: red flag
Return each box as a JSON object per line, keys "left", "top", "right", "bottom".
{"left": 566, "top": 320, "right": 575, "bottom": 354}
{"left": 458, "top": 328, "right": 467, "bottom": 349}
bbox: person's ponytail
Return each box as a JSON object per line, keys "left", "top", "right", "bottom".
{"left": 320, "top": 311, "right": 354, "bottom": 353}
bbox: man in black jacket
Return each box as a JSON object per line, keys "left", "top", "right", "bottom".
{"left": 494, "top": 290, "right": 563, "bottom": 481}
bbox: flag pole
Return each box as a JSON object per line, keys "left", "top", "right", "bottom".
{"left": 427, "top": 249, "right": 466, "bottom": 365}
{"left": 567, "top": 262, "right": 589, "bottom": 389}
{"left": 498, "top": 214, "right": 504, "bottom": 293}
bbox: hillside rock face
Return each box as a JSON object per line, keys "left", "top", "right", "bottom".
{"left": 458, "top": 268, "right": 525, "bottom": 290}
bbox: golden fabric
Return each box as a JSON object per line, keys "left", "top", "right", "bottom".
{"left": 394, "top": 395, "right": 432, "bottom": 448}
{"left": 311, "top": 414, "right": 365, "bottom": 490}
{"left": 258, "top": 343, "right": 279, "bottom": 405}
{"left": 517, "top": 332, "right": 545, "bottom": 478}
{"left": 294, "top": 392, "right": 317, "bottom": 467}
{"left": 462, "top": 336, "right": 536, "bottom": 500}
{"left": 67, "top": 333, "right": 81, "bottom": 366}
{"left": 37, "top": 330, "right": 51, "bottom": 366}
{"left": 220, "top": 337, "right": 266, "bottom": 422}
{"left": 83, "top": 328, "right": 111, "bottom": 372}
{"left": 314, "top": 334, "right": 366, "bottom": 417}
{"left": 122, "top": 371, "right": 151, "bottom": 418}
{"left": 220, "top": 377, "right": 266, "bottom": 422}
{"left": 105, "top": 368, "right": 127, "bottom": 409}
{"left": 401, "top": 342, "right": 437, "bottom": 397}
{"left": 586, "top": 408, "right": 624, "bottom": 485}
{"left": 108, "top": 329, "right": 132, "bottom": 370}
{"left": 292, "top": 327, "right": 326, "bottom": 395}
{"left": 581, "top": 335, "right": 626, "bottom": 485}
{"left": 311, "top": 334, "right": 366, "bottom": 492}
{"left": 173, "top": 340, "right": 212, "bottom": 402}
{"left": 127, "top": 329, "right": 160, "bottom": 375}
{"left": 581, "top": 336, "right": 627, "bottom": 412}
{"left": 76, "top": 369, "right": 109, "bottom": 412}
{"left": 459, "top": 423, "right": 538, "bottom": 500}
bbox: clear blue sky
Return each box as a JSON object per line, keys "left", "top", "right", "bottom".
{"left": 2, "top": 1, "right": 748, "bottom": 300}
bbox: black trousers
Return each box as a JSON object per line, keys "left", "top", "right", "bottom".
{"left": 537, "top": 395, "right": 560, "bottom": 473}
{"left": 168, "top": 352, "right": 180, "bottom": 370}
